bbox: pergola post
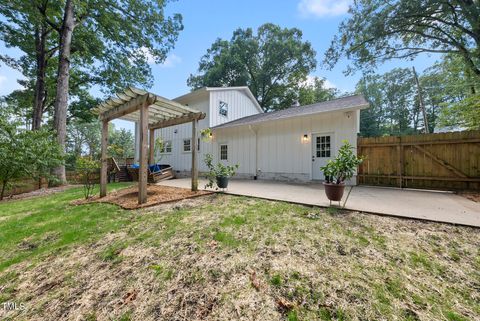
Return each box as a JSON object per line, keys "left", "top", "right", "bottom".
{"left": 100, "top": 120, "right": 108, "bottom": 197}
{"left": 138, "top": 101, "right": 149, "bottom": 204}
{"left": 149, "top": 128, "right": 155, "bottom": 165}
{"left": 191, "top": 118, "right": 198, "bottom": 191}
{"left": 94, "top": 87, "right": 206, "bottom": 202}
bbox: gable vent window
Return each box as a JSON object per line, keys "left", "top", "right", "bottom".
{"left": 219, "top": 101, "right": 228, "bottom": 117}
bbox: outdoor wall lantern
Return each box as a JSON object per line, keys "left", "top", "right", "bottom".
{"left": 302, "top": 134, "right": 309, "bottom": 142}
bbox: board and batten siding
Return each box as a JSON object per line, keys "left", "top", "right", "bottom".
{"left": 209, "top": 90, "right": 261, "bottom": 127}
{"left": 214, "top": 109, "right": 359, "bottom": 182}
{"left": 150, "top": 98, "right": 212, "bottom": 172}
{"left": 134, "top": 89, "right": 261, "bottom": 174}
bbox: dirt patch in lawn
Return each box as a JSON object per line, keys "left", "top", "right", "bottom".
{"left": 0, "top": 185, "right": 76, "bottom": 203}
{"left": 73, "top": 185, "right": 213, "bottom": 209}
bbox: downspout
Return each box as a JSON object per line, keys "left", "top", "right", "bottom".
{"left": 248, "top": 125, "right": 258, "bottom": 180}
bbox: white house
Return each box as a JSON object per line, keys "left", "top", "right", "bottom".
{"left": 134, "top": 86, "right": 369, "bottom": 183}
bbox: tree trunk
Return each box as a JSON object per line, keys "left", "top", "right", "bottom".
{"left": 0, "top": 180, "right": 7, "bottom": 201}
{"left": 52, "top": 0, "right": 75, "bottom": 184}
{"left": 32, "top": 25, "right": 48, "bottom": 130}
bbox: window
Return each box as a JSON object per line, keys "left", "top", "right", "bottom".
{"left": 219, "top": 101, "right": 228, "bottom": 117}
{"left": 160, "top": 140, "right": 172, "bottom": 153}
{"left": 220, "top": 144, "right": 228, "bottom": 160}
{"left": 198, "top": 138, "right": 200, "bottom": 151}
{"left": 316, "top": 136, "right": 331, "bottom": 158}
{"left": 183, "top": 139, "right": 191, "bottom": 152}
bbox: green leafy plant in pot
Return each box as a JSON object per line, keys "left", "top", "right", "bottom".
{"left": 204, "top": 153, "right": 239, "bottom": 189}
{"left": 320, "top": 140, "right": 364, "bottom": 202}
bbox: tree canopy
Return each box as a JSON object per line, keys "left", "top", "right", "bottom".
{"left": 357, "top": 54, "right": 480, "bottom": 136}
{"left": 325, "top": 0, "right": 480, "bottom": 78}
{"left": 188, "top": 23, "right": 317, "bottom": 111}
{"left": 1, "top": 0, "right": 183, "bottom": 183}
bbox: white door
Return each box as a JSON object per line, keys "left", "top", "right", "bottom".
{"left": 312, "top": 133, "right": 334, "bottom": 180}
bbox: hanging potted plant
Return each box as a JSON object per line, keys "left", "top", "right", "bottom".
{"left": 204, "top": 153, "right": 239, "bottom": 189}
{"left": 320, "top": 140, "right": 364, "bottom": 202}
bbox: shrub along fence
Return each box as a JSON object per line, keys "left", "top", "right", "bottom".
{"left": 357, "top": 130, "right": 480, "bottom": 191}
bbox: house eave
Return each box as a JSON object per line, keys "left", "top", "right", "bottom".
{"left": 212, "top": 103, "right": 369, "bottom": 131}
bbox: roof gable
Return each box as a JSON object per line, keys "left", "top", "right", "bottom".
{"left": 173, "top": 86, "right": 263, "bottom": 114}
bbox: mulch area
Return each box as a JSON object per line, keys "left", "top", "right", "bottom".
{"left": 74, "top": 185, "right": 213, "bottom": 209}
{"left": 458, "top": 191, "right": 480, "bottom": 203}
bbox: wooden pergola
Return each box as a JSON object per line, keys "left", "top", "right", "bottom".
{"left": 92, "top": 87, "right": 206, "bottom": 204}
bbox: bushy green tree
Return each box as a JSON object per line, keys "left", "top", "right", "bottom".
{"left": 422, "top": 54, "right": 480, "bottom": 130}
{"left": 298, "top": 77, "right": 338, "bottom": 106}
{"left": 66, "top": 121, "right": 134, "bottom": 170}
{"left": 0, "top": 119, "right": 62, "bottom": 199}
{"left": 356, "top": 68, "right": 423, "bottom": 136}
{"left": 108, "top": 125, "right": 135, "bottom": 160}
{"left": 439, "top": 94, "right": 480, "bottom": 130}
{"left": 188, "top": 23, "right": 317, "bottom": 111}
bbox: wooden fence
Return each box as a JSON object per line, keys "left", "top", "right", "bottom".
{"left": 2, "top": 171, "right": 100, "bottom": 199}
{"left": 357, "top": 130, "right": 480, "bottom": 191}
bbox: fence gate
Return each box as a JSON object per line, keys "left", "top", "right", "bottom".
{"left": 357, "top": 130, "right": 480, "bottom": 191}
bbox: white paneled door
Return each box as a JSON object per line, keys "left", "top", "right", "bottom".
{"left": 312, "top": 133, "right": 334, "bottom": 180}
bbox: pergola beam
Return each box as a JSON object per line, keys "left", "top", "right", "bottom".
{"left": 99, "top": 93, "right": 152, "bottom": 122}
{"left": 149, "top": 112, "right": 206, "bottom": 130}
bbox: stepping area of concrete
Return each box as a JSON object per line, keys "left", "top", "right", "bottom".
{"left": 158, "top": 178, "right": 480, "bottom": 227}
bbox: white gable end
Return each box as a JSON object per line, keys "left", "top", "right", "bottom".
{"left": 209, "top": 89, "right": 262, "bottom": 127}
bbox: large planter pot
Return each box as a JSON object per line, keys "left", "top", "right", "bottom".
{"left": 323, "top": 182, "right": 345, "bottom": 201}
{"left": 216, "top": 176, "right": 229, "bottom": 189}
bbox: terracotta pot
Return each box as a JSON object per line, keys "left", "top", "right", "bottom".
{"left": 216, "top": 176, "right": 229, "bottom": 189}
{"left": 323, "top": 182, "right": 345, "bottom": 201}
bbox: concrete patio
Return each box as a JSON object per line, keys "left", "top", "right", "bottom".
{"left": 158, "top": 178, "right": 480, "bottom": 227}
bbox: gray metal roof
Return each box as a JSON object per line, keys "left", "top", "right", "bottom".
{"left": 212, "top": 94, "right": 369, "bottom": 129}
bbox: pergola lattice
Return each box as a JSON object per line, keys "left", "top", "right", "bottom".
{"left": 92, "top": 87, "right": 206, "bottom": 204}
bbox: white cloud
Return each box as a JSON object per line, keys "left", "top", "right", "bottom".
{"left": 159, "top": 54, "right": 182, "bottom": 68}
{"left": 323, "top": 79, "right": 337, "bottom": 89}
{"left": 0, "top": 75, "right": 6, "bottom": 87}
{"left": 138, "top": 47, "right": 156, "bottom": 64}
{"left": 131, "top": 47, "right": 182, "bottom": 68}
{"left": 302, "top": 75, "right": 337, "bottom": 90}
{"left": 298, "top": 0, "right": 351, "bottom": 17}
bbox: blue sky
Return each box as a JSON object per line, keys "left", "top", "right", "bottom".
{"left": 0, "top": 0, "right": 441, "bottom": 132}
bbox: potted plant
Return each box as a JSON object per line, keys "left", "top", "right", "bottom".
{"left": 320, "top": 140, "right": 364, "bottom": 202}
{"left": 204, "top": 153, "right": 239, "bottom": 189}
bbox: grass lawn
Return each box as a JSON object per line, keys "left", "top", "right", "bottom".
{"left": 0, "top": 183, "right": 479, "bottom": 320}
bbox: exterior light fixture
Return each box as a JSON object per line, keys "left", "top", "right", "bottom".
{"left": 302, "top": 134, "right": 309, "bottom": 142}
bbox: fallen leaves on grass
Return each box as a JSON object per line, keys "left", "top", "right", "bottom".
{"left": 121, "top": 289, "right": 138, "bottom": 306}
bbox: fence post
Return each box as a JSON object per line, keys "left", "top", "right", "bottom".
{"left": 397, "top": 136, "right": 403, "bottom": 188}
